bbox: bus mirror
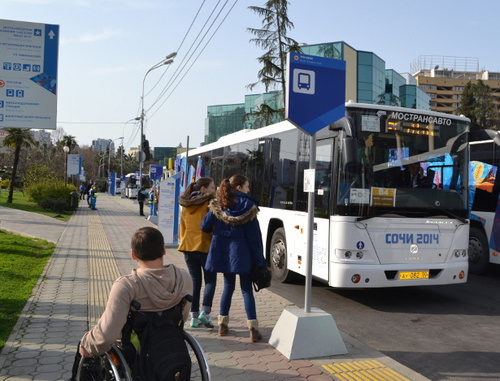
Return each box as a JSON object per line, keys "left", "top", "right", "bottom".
{"left": 342, "top": 137, "right": 359, "bottom": 166}
{"left": 331, "top": 116, "right": 355, "bottom": 137}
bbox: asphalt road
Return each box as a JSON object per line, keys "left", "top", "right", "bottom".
{"left": 269, "top": 265, "right": 500, "bottom": 381}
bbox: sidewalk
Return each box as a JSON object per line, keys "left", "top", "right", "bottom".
{"left": 0, "top": 193, "right": 430, "bottom": 381}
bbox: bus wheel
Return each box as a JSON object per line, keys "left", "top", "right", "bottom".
{"left": 270, "top": 228, "right": 297, "bottom": 283}
{"left": 469, "top": 227, "right": 489, "bottom": 275}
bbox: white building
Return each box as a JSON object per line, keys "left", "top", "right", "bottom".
{"left": 92, "top": 138, "right": 115, "bottom": 154}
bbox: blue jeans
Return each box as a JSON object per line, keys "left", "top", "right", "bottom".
{"left": 149, "top": 202, "right": 157, "bottom": 216}
{"left": 184, "top": 252, "right": 217, "bottom": 314}
{"left": 90, "top": 197, "right": 97, "bottom": 210}
{"left": 220, "top": 273, "right": 257, "bottom": 320}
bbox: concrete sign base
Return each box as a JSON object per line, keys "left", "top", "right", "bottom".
{"left": 269, "top": 307, "right": 347, "bottom": 360}
{"left": 147, "top": 215, "right": 158, "bottom": 225}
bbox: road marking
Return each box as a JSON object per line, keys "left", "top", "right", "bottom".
{"left": 322, "top": 360, "right": 411, "bottom": 381}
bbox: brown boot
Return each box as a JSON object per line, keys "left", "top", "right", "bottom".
{"left": 218, "top": 315, "right": 229, "bottom": 336}
{"left": 247, "top": 319, "right": 262, "bottom": 342}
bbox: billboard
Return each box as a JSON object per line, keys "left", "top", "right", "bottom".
{"left": 0, "top": 19, "right": 59, "bottom": 129}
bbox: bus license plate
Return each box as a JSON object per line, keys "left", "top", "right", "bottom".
{"left": 399, "top": 271, "right": 429, "bottom": 280}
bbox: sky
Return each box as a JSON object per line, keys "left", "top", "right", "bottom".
{"left": 1, "top": 0, "right": 499, "bottom": 152}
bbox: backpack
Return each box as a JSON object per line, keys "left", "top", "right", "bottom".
{"left": 129, "top": 303, "right": 191, "bottom": 380}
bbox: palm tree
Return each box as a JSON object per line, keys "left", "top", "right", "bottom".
{"left": 2, "top": 128, "right": 36, "bottom": 203}
{"left": 60, "top": 135, "right": 77, "bottom": 153}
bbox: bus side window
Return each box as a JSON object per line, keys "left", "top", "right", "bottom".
{"left": 472, "top": 167, "right": 499, "bottom": 212}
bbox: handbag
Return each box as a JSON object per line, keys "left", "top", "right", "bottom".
{"left": 251, "top": 266, "right": 272, "bottom": 292}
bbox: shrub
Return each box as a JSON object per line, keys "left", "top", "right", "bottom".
{"left": 39, "top": 198, "right": 69, "bottom": 214}
{"left": 25, "top": 165, "right": 57, "bottom": 188}
{"left": 0, "top": 179, "right": 9, "bottom": 189}
{"left": 25, "top": 181, "right": 76, "bottom": 206}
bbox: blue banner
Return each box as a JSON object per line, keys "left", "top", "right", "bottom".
{"left": 150, "top": 164, "right": 164, "bottom": 181}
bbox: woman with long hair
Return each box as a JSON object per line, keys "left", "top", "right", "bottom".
{"left": 178, "top": 177, "right": 217, "bottom": 328}
{"left": 201, "top": 174, "right": 266, "bottom": 342}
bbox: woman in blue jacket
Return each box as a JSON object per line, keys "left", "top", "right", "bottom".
{"left": 201, "top": 174, "right": 266, "bottom": 342}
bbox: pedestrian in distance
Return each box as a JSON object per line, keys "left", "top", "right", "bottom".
{"left": 178, "top": 177, "right": 217, "bottom": 328}
{"left": 79, "top": 183, "right": 86, "bottom": 200}
{"left": 201, "top": 174, "right": 266, "bottom": 342}
{"left": 148, "top": 186, "right": 158, "bottom": 216}
{"left": 89, "top": 186, "right": 98, "bottom": 210}
{"left": 76, "top": 227, "right": 192, "bottom": 357}
{"left": 85, "top": 180, "right": 94, "bottom": 207}
{"left": 137, "top": 185, "right": 148, "bottom": 216}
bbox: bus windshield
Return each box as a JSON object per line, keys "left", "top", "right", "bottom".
{"left": 336, "top": 106, "right": 469, "bottom": 219}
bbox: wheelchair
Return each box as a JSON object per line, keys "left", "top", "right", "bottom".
{"left": 73, "top": 298, "right": 211, "bottom": 381}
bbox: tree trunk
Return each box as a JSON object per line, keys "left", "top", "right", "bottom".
{"left": 7, "top": 145, "right": 21, "bottom": 203}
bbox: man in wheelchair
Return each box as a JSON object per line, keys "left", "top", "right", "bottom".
{"left": 73, "top": 227, "right": 194, "bottom": 380}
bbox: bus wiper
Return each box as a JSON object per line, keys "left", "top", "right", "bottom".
{"left": 355, "top": 212, "right": 406, "bottom": 222}
{"left": 431, "top": 208, "right": 468, "bottom": 224}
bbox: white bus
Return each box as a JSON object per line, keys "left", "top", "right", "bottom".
{"left": 124, "top": 173, "right": 138, "bottom": 199}
{"left": 186, "top": 102, "right": 470, "bottom": 288}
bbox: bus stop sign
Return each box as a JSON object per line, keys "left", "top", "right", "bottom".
{"left": 286, "top": 52, "right": 346, "bottom": 135}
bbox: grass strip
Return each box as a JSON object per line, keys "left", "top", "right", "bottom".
{"left": 0, "top": 229, "right": 55, "bottom": 351}
{"left": 0, "top": 191, "right": 73, "bottom": 222}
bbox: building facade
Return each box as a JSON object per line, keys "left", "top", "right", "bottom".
{"left": 204, "top": 41, "right": 432, "bottom": 144}
{"left": 92, "top": 138, "right": 114, "bottom": 154}
{"left": 30, "top": 129, "right": 52, "bottom": 146}
{"left": 412, "top": 55, "right": 500, "bottom": 116}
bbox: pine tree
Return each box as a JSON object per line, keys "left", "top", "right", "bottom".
{"left": 247, "top": 0, "right": 301, "bottom": 122}
{"left": 458, "top": 80, "right": 496, "bottom": 131}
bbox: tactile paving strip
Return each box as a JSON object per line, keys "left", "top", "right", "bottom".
{"left": 87, "top": 213, "right": 121, "bottom": 328}
{"left": 322, "top": 360, "right": 411, "bottom": 381}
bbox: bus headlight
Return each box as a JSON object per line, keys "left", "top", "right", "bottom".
{"left": 351, "top": 274, "right": 361, "bottom": 283}
{"left": 454, "top": 250, "right": 460, "bottom": 258}
{"left": 345, "top": 251, "right": 352, "bottom": 259}
{"left": 356, "top": 251, "right": 364, "bottom": 259}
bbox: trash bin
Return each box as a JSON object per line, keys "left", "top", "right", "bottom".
{"left": 70, "top": 191, "right": 79, "bottom": 209}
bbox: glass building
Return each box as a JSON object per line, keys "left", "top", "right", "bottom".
{"left": 384, "top": 69, "right": 406, "bottom": 106}
{"left": 205, "top": 103, "right": 246, "bottom": 144}
{"left": 357, "top": 51, "right": 386, "bottom": 104}
{"left": 399, "top": 85, "right": 431, "bottom": 110}
{"left": 153, "top": 147, "right": 179, "bottom": 164}
{"left": 204, "top": 40, "right": 431, "bottom": 144}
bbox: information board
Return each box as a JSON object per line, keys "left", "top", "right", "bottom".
{"left": 158, "top": 174, "right": 181, "bottom": 245}
{"left": 0, "top": 19, "right": 59, "bottom": 129}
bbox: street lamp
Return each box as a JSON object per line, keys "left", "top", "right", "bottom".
{"left": 63, "top": 145, "right": 70, "bottom": 184}
{"left": 139, "top": 52, "right": 177, "bottom": 185}
{"left": 107, "top": 137, "right": 124, "bottom": 177}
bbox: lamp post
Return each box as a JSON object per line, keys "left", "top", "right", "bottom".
{"left": 63, "top": 145, "right": 70, "bottom": 184}
{"left": 121, "top": 118, "right": 140, "bottom": 179}
{"left": 107, "top": 137, "right": 124, "bottom": 177}
{"left": 139, "top": 52, "right": 177, "bottom": 185}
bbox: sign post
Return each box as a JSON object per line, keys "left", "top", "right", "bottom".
{"left": 108, "top": 173, "right": 116, "bottom": 196}
{"left": 0, "top": 19, "right": 59, "bottom": 129}
{"left": 269, "top": 52, "right": 347, "bottom": 359}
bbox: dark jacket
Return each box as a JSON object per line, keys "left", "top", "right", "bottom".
{"left": 401, "top": 168, "right": 435, "bottom": 188}
{"left": 201, "top": 191, "right": 266, "bottom": 275}
{"left": 137, "top": 188, "right": 148, "bottom": 202}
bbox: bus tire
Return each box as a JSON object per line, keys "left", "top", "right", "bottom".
{"left": 468, "top": 226, "right": 490, "bottom": 275}
{"left": 270, "top": 228, "right": 297, "bottom": 283}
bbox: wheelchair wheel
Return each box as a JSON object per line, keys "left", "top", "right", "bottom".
{"left": 184, "top": 331, "right": 211, "bottom": 381}
{"left": 76, "top": 345, "right": 132, "bottom": 381}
